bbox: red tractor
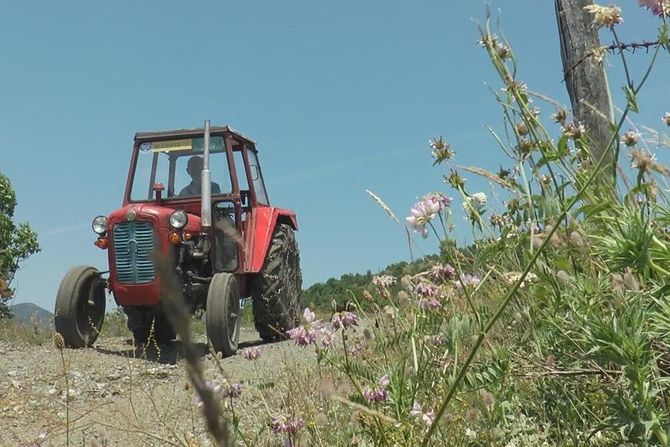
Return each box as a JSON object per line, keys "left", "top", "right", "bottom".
{"left": 54, "top": 122, "right": 303, "bottom": 356}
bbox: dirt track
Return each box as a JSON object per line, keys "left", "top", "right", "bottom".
{"left": 0, "top": 326, "right": 316, "bottom": 447}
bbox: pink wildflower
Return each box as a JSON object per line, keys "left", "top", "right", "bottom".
{"left": 378, "top": 375, "right": 390, "bottom": 387}
{"left": 302, "top": 307, "right": 316, "bottom": 323}
{"left": 287, "top": 325, "right": 317, "bottom": 347}
{"left": 347, "top": 343, "right": 364, "bottom": 355}
{"left": 223, "top": 383, "right": 243, "bottom": 398}
{"left": 415, "top": 282, "right": 439, "bottom": 298}
{"left": 287, "top": 307, "right": 323, "bottom": 347}
{"left": 419, "top": 298, "right": 441, "bottom": 310}
{"left": 270, "top": 415, "right": 304, "bottom": 434}
{"left": 410, "top": 402, "right": 436, "bottom": 427}
{"left": 242, "top": 346, "right": 262, "bottom": 361}
{"left": 363, "top": 375, "right": 391, "bottom": 403}
{"left": 363, "top": 386, "right": 389, "bottom": 403}
{"left": 193, "top": 381, "right": 221, "bottom": 407}
{"left": 639, "top": 0, "right": 670, "bottom": 15}
{"left": 422, "top": 192, "right": 452, "bottom": 210}
{"left": 455, "top": 273, "right": 482, "bottom": 289}
{"left": 406, "top": 196, "right": 442, "bottom": 238}
{"left": 318, "top": 328, "right": 337, "bottom": 347}
{"left": 372, "top": 274, "right": 396, "bottom": 289}
{"left": 429, "top": 263, "right": 456, "bottom": 281}
{"left": 342, "top": 311, "right": 359, "bottom": 327}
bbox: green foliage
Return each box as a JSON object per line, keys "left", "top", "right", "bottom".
{"left": 303, "top": 255, "right": 440, "bottom": 312}
{"left": 99, "top": 308, "right": 131, "bottom": 338}
{"left": 0, "top": 173, "right": 40, "bottom": 318}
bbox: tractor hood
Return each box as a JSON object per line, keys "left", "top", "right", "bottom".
{"left": 107, "top": 204, "right": 202, "bottom": 232}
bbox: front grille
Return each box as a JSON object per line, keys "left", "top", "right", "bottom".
{"left": 113, "top": 221, "right": 156, "bottom": 284}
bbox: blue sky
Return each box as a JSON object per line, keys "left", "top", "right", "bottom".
{"left": 1, "top": 1, "right": 668, "bottom": 311}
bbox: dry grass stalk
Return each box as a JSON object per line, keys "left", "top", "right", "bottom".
{"left": 153, "top": 253, "right": 231, "bottom": 446}
{"left": 365, "top": 189, "right": 400, "bottom": 224}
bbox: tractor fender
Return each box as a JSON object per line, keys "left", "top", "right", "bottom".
{"left": 246, "top": 206, "right": 298, "bottom": 273}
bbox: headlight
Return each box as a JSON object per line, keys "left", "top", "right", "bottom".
{"left": 169, "top": 210, "right": 188, "bottom": 229}
{"left": 92, "top": 216, "right": 108, "bottom": 235}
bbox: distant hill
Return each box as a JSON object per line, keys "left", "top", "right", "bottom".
{"left": 9, "top": 303, "right": 53, "bottom": 327}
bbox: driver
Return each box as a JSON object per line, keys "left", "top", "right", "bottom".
{"left": 179, "top": 155, "right": 221, "bottom": 197}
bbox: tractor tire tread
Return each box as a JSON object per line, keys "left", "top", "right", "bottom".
{"left": 251, "top": 224, "right": 303, "bottom": 340}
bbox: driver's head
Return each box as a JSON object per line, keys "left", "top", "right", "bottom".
{"left": 186, "top": 156, "right": 205, "bottom": 180}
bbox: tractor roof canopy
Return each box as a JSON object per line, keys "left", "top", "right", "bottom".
{"left": 126, "top": 126, "right": 269, "bottom": 205}
{"left": 134, "top": 126, "right": 256, "bottom": 145}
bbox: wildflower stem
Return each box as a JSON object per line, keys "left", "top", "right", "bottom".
{"left": 428, "top": 221, "right": 441, "bottom": 241}
{"left": 340, "top": 331, "right": 390, "bottom": 447}
{"left": 612, "top": 28, "right": 633, "bottom": 90}
{"left": 59, "top": 349, "right": 70, "bottom": 447}
{"left": 613, "top": 33, "right": 662, "bottom": 181}
{"left": 443, "top": 248, "right": 481, "bottom": 327}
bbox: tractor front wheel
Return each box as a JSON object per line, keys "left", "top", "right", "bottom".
{"left": 206, "top": 273, "right": 240, "bottom": 357}
{"left": 54, "top": 266, "right": 106, "bottom": 348}
{"left": 251, "top": 223, "right": 303, "bottom": 341}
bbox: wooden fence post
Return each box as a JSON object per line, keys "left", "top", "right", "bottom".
{"left": 555, "top": 0, "right": 613, "bottom": 168}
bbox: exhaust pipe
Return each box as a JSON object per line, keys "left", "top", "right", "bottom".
{"left": 201, "top": 120, "right": 212, "bottom": 230}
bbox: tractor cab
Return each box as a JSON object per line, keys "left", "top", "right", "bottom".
{"left": 125, "top": 127, "right": 267, "bottom": 276}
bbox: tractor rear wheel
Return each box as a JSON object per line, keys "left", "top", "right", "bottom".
{"left": 125, "top": 308, "right": 175, "bottom": 345}
{"left": 251, "top": 223, "right": 303, "bottom": 341}
{"left": 206, "top": 273, "right": 240, "bottom": 357}
{"left": 54, "top": 266, "right": 106, "bottom": 348}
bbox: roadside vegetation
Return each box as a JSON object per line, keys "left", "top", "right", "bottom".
{"left": 239, "top": 5, "right": 670, "bottom": 446}
{"left": 0, "top": 173, "right": 40, "bottom": 319}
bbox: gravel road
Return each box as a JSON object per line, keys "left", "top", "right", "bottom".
{"left": 0, "top": 326, "right": 318, "bottom": 447}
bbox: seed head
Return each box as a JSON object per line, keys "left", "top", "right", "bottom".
{"left": 621, "top": 130, "right": 641, "bottom": 147}
{"left": 584, "top": 4, "right": 623, "bottom": 28}
{"left": 630, "top": 148, "right": 668, "bottom": 175}
{"left": 662, "top": 112, "right": 670, "bottom": 127}
{"left": 372, "top": 274, "right": 396, "bottom": 290}
{"left": 479, "top": 389, "right": 496, "bottom": 407}
{"left": 591, "top": 45, "right": 608, "bottom": 63}
{"left": 567, "top": 231, "right": 582, "bottom": 247}
{"left": 445, "top": 170, "right": 466, "bottom": 190}
{"left": 561, "top": 121, "right": 586, "bottom": 140}
{"left": 53, "top": 333, "right": 65, "bottom": 350}
{"left": 396, "top": 290, "right": 410, "bottom": 305}
{"left": 429, "top": 137, "right": 455, "bottom": 165}
{"left": 515, "top": 122, "right": 529, "bottom": 136}
{"left": 551, "top": 108, "right": 569, "bottom": 124}
{"left": 495, "top": 42, "right": 512, "bottom": 60}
